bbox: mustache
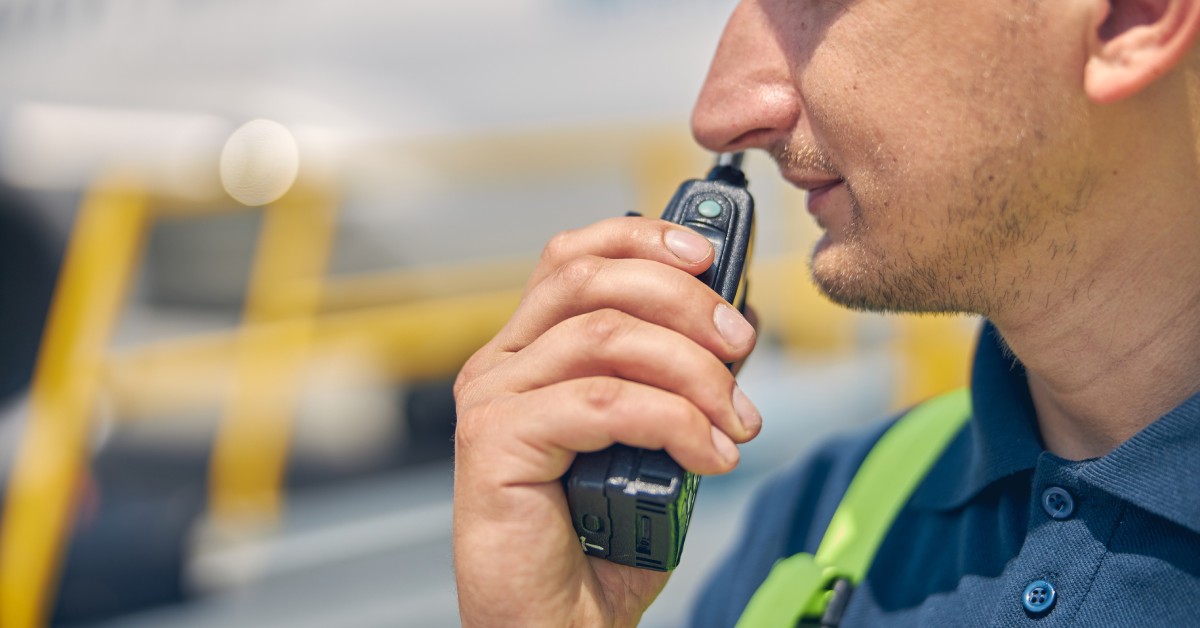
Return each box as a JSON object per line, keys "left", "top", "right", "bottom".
{"left": 771, "top": 141, "right": 838, "bottom": 174}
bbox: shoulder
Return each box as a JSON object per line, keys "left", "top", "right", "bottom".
{"left": 687, "top": 417, "right": 895, "bottom": 628}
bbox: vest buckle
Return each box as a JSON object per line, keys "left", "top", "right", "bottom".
{"left": 818, "top": 578, "right": 854, "bottom": 627}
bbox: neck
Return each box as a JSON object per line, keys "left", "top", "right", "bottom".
{"left": 991, "top": 137, "right": 1200, "bottom": 460}
{"left": 1000, "top": 266, "right": 1200, "bottom": 460}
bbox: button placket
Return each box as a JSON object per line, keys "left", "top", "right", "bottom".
{"left": 1000, "top": 457, "right": 1094, "bottom": 622}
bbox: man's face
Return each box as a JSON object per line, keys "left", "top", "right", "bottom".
{"left": 693, "top": 0, "right": 1099, "bottom": 317}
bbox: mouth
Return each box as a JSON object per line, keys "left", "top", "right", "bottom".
{"left": 771, "top": 149, "right": 845, "bottom": 221}
{"left": 803, "top": 179, "right": 843, "bottom": 196}
{"left": 780, "top": 169, "right": 844, "bottom": 197}
{"left": 795, "top": 177, "right": 845, "bottom": 222}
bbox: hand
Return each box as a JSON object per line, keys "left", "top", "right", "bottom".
{"left": 452, "top": 216, "right": 761, "bottom": 627}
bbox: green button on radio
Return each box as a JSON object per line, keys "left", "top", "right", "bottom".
{"left": 697, "top": 199, "right": 723, "bottom": 218}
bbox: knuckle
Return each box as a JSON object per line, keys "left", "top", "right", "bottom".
{"left": 540, "top": 230, "right": 576, "bottom": 267}
{"left": 453, "top": 346, "right": 495, "bottom": 405}
{"left": 581, "top": 376, "right": 625, "bottom": 414}
{"left": 453, "top": 396, "right": 504, "bottom": 455}
{"left": 453, "top": 355, "right": 481, "bottom": 401}
{"left": 578, "top": 308, "right": 630, "bottom": 346}
{"left": 553, "top": 255, "right": 604, "bottom": 297}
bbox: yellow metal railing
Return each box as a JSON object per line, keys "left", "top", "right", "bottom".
{"left": 0, "top": 175, "right": 150, "bottom": 627}
{"left": 208, "top": 180, "right": 336, "bottom": 522}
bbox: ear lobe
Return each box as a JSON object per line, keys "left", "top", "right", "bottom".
{"left": 1084, "top": 0, "right": 1200, "bottom": 103}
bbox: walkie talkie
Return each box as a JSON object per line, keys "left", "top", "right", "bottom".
{"left": 564, "top": 152, "right": 754, "bottom": 572}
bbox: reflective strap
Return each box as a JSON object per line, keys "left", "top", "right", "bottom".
{"left": 736, "top": 388, "right": 971, "bottom": 627}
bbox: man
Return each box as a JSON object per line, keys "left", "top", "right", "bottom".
{"left": 453, "top": 0, "right": 1200, "bottom": 625}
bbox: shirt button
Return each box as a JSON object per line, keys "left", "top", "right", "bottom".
{"left": 1041, "top": 486, "right": 1075, "bottom": 520}
{"left": 1022, "top": 580, "right": 1057, "bottom": 614}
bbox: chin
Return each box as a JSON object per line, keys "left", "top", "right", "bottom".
{"left": 808, "top": 242, "right": 886, "bottom": 311}
{"left": 808, "top": 241, "right": 978, "bottom": 316}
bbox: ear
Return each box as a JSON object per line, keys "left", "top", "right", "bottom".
{"left": 1084, "top": 0, "right": 1200, "bottom": 103}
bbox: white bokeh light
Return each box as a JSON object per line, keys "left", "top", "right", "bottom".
{"left": 219, "top": 119, "right": 300, "bottom": 206}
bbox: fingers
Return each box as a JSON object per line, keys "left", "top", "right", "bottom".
{"left": 455, "top": 214, "right": 762, "bottom": 468}
{"left": 483, "top": 308, "right": 761, "bottom": 445}
{"left": 456, "top": 376, "right": 741, "bottom": 488}
{"left": 523, "top": 216, "right": 715, "bottom": 296}
{"left": 500, "top": 215, "right": 753, "bottom": 365}
{"left": 499, "top": 255, "right": 756, "bottom": 362}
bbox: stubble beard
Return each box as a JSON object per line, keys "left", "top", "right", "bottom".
{"left": 807, "top": 174, "right": 1048, "bottom": 319}
{"left": 776, "top": 127, "right": 1086, "bottom": 320}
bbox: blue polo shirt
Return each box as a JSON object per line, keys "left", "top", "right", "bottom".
{"left": 690, "top": 322, "right": 1200, "bottom": 626}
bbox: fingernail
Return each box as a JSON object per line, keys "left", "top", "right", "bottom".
{"left": 664, "top": 229, "right": 712, "bottom": 264}
{"left": 714, "top": 303, "right": 755, "bottom": 348}
{"left": 711, "top": 425, "right": 739, "bottom": 464}
{"left": 733, "top": 385, "right": 762, "bottom": 434}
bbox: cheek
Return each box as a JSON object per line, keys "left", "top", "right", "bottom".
{"left": 800, "top": 2, "right": 1089, "bottom": 236}
{"left": 800, "top": 24, "right": 960, "bottom": 201}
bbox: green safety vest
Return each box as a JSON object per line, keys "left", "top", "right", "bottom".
{"left": 735, "top": 388, "right": 972, "bottom": 627}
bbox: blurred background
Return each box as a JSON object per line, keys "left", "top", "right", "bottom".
{"left": 0, "top": 0, "right": 979, "bottom": 626}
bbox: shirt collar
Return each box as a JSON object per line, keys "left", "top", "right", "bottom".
{"left": 913, "top": 320, "right": 1200, "bottom": 535}
{"left": 1078, "top": 391, "right": 1200, "bottom": 534}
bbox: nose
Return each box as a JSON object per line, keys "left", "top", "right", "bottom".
{"left": 691, "top": 0, "right": 802, "bottom": 154}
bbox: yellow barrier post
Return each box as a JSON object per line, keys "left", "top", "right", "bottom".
{"left": 0, "top": 177, "right": 149, "bottom": 628}
{"left": 207, "top": 180, "right": 336, "bottom": 524}
{"left": 891, "top": 315, "right": 977, "bottom": 410}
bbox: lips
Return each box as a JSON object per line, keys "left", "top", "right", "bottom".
{"left": 776, "top": 162, "right": 844, "bottom": 221}
{"left": 803, "top": 179, "right": 844, "bottom": 221}
{"left": 780, "top": 170, "right": 843, "bottom": 196}
{"left": 805, "top": 179, "right": 842, "bottom": 196}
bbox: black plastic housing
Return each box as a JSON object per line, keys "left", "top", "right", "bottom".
{"left": 563, "top": 155, "right": 754, "bottom": 571}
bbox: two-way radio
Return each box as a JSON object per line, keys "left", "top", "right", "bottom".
{"left": 563, "top": 152, "right": 755, "bottom": 572}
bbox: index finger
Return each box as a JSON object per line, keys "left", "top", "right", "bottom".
{"left": 524, "top": 216, "right": 715, "bottom": 296}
